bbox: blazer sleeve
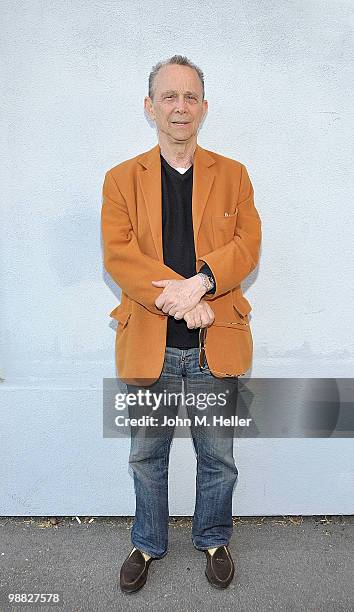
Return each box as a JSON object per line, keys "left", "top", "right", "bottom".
{"left": 196, "top": 163, "right": 262, "bottom": 298}
{"left": 101, "top": 170, "right": 186, "bottom": 316}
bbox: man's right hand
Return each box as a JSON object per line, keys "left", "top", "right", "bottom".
{"left": 181, "top": 299, "right": 215, "bottom": 329}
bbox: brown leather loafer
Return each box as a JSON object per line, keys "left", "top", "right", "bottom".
{"left": 119, "top": 548, "right": 154, "bottom": 593}
{"left": 204, "top": 545, "right": 235, "bottom": 588}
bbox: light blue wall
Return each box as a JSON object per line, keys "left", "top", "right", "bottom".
{"left": 1, "top": 1, "right": 353, "bottom": 515}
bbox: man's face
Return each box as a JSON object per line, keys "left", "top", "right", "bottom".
{"left": 145, "top": 64, "right": 208, "bottom": 143}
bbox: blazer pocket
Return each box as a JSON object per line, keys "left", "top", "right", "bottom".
{"left": 211, "top": 209, "right": 238, "bottom": 249}
{"left": 109, "top": 304, "right": 132, "bottom": 328}
{"left": 209, "top": 292, "right": 251, "bottom": 331}
{"left": 233, "top": 294, "right": 252, "bottom": 317}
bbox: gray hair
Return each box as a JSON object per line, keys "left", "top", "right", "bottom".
{"left": 148, "top": 54, "right": 205, "bottom": 101}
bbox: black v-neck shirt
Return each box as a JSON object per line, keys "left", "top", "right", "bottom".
{"left": 160, "top": 154, "right": 215, "bottom": 348}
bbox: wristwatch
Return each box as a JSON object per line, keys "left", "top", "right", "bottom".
{"left": 197, "top": 272, "right": 215, "bottom": 293}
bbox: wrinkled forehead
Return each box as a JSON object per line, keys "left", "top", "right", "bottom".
{"left": 154, "top": 65, "right": 202, "bottom": 97}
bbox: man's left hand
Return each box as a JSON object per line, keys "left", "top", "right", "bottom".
{"left": 152, "top": 275, "right": 206, "bottom": 317}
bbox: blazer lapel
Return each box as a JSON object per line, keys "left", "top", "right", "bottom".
{"left": 138, "top": 142, "right": 216, "bottom": 262}
{"left": 192, "top": 143, "right": 216, "bottom": 255}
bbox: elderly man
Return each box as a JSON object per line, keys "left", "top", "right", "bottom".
{"left": 101, "top": 54, "right": 261, "bottom": 592}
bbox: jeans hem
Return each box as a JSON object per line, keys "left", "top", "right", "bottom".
{"left": 131, "top": 538, "right": 168, "bottom": 560}
{"left": 192, "top": 538, "right": 230, "bottom": 551}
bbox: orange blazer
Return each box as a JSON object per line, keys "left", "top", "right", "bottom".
{"left": 101, "top": 143, "right": 262, "bottom": 385}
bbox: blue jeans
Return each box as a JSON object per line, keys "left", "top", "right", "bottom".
{"left": 126, "top": 346, "right": 239, "bottom": 558}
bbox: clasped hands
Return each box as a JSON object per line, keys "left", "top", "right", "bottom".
{"left": 151, "top": 275, "right": 214, "bottom": 329}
